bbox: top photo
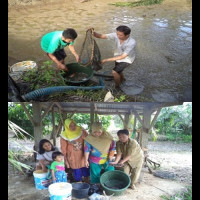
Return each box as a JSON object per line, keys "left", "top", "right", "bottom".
{"left": 8, "top": 0, "right": 192, "bottom": 102}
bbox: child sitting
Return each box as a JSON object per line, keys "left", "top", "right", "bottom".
{"left": 50, "top": 151, "right": 67, "bottom": 183}
{"left": 36, "top": 139, "right": 60, "bottom": 172}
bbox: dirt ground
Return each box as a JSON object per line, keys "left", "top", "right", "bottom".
{"left": 8, "top": 141, "right": 192, "bottom": 200}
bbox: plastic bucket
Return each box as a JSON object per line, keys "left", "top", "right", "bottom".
{"left": 10, "top": 60, "right": 37, "bottom": 72}
{"left": 63, "top": 63, "right": 93, "bottom": 84}
{"left": 9, "top": 60, "right": 37, "bottom": 81}
{"left": 48, "top": 182, "right": 72, "bottom": 200}
{"left": 100, "top": 170, "right": 131, "bottom": 196}
{"left": 33, "top": 170, "right": 52, "bottom": 190}
{"left": 72, "top": 182, "right": 90, "bottom": 199}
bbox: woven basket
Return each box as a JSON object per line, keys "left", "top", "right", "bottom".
{"left": 100, "top": 170, "right": 131, "bottom": 196}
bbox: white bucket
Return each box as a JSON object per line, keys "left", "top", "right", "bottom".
{"left": 10, "top": 60, "right": 37, "bottom": 72}
{"left": 48, "top": 182, "right": 72, "bottom": 200}
{"left": 9, "top": 60, "right": 37, "bottom": 81}
{"left": 33, "top": 170, "right": 52, "bottom": 190}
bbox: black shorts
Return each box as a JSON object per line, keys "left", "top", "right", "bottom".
{"left": 53, "top": 49, "right": 67, "bottom": 61}
{"left": 113, "top": 62, "right": 130, "bottom": 73}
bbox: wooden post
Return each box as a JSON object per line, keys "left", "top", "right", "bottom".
{"left": 133, "top": 115, "right": 136, "bottom": 132}
{"left": 124, "top": 114, "right": 130, "bottom": 129}
{"left": 90, "top": 103, "right": 94, "bottom": 132}
{"left": 50, "top": 106, "right": 56, "bottom": 146}
{"left": 142, "top": 105, "right": 152, "bottom": 149}
{"left": 32, "top": 103, "right": 43, "bottom": 151}
{"left": 132, "top": 115, "right": 137, "bottom": 139}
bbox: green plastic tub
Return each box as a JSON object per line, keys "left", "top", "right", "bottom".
{"left": 63, "top": 63, "right": 93, "bottom": 84}
{"left": 100, "top": 170, "right": 131, "bottom": 196}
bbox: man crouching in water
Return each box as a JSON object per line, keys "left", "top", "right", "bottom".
{"left": 92, "top": 25, "right": 136, "bottom": 89}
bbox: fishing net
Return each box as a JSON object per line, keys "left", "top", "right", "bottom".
{"left": 79, "top": 29, "right": 102, "bottom": 71}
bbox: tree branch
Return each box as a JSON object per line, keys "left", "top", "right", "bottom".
{"left": 20, "top": 103, "right": 34, "bottom": 126}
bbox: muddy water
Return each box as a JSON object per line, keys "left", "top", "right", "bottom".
{"left": 8, "top": 0, "right": 192, "bottom": 102}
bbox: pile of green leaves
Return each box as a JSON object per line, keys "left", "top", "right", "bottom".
{"left": 109, "top": 0, "right": 164, "bottom": 7}
{"left": 21, "top": 61, "right": 66, "bottom": 90}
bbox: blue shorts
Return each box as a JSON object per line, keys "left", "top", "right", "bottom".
{"left": 72, "top": 167, "right": 90, "bottom": 182}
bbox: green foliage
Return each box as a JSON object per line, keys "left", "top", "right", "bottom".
{"left": 8, "top": 120, "right": 34, "bottom": 172}
{"left": 164, "top": 133, "right": 192, "bottom": 143}
{"left": 109, "top": 0, "right": 164, "bottom": 7}
{"left": 154, "top": 103, "right": 192, "bottom": 137}
{"left": 114, "top": 95, "right": 126, "bottom": 102}
{"left": 181, "top": 134, "right": 192, "bottom": 143}
{"left": 21, "top": 60, "right": 66, "bottom": 90}
{"left": 161, "top": 186, "right": 192, "bottom": 200}
{"left": 71, "top": 113, "right": 112, "bottom": 131}
{"left": 47, "top": 89, "right": 140, "bottom": 102}
{"left": 8, "top": 103, "right": 62, "bottom": 138}
{"left": 8, "top": 103, "right": 34, "bottom": 138}
{"left": 8, "top": 150, "right": 32, "bottom": 172}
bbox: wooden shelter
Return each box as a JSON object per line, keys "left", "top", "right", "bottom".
{"left": 20, "top": 102, "right": 183, "bottom": 151}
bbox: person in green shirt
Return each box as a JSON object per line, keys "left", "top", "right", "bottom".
{"left": 40, "top": 28, "right": 80, "bottom": 72}
{"left": 110, "top": 129, "right": 144, "bottom": 190}
{"left": 50, "top": 151, "right": 67, "bottom": 183}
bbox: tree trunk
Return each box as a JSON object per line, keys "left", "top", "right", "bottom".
{"left": 32, "top": 103, "right": 43, "bottom": 151}
{"left": 124, "top": 114, "right": 130, "bottom": 129}
{"left": 141, "top": 106, "right": 151, "bottom": 149}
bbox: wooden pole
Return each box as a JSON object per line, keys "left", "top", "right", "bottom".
{"left": 148, "top": 107, "right": 162, "bottom": 134}
{"left": 124, "top": 114, "right": 130, "bottom": 129}
{"left": 51, "top": 106, "right": 56, "bottom": 146}
{"left": 32, "top": 103, "right": 43, "bottom": 151}
{"left": 90, "top": 103, "right": 94, "bottom": 132}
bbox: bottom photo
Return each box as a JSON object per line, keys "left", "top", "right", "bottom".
{"left": 8, "top": 102, "right": 192, "bottom": 200}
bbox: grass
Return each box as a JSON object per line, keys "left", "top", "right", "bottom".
{"left": 161, "top": 186, "right": 192, "bottom": 200}
{"left": 46, "top": 89, "right": 143, "bottom": 102}
{"left": 109, "top": 0, "right": 164, "bottom": 7}
{"left": 149, "top": 133, "right": 192, "bottom": 143}
{"left": 165, "top": 134, "right": 192, "bottom": 143}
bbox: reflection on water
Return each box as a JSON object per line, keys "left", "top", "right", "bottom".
{"left": 8, "top": 0, "right": 192, "bottom": 102}
{"left": 179, "top": 26, "right": 192, "bottom": 34}
{"left": 153, "top": 18, "right": 168, "bottom": 28}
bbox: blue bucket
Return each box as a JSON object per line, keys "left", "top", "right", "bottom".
{"left": 33, "top": 170, "right": 52, "bottom": 190}
{"left": 48, "top": 182, "right": 72, "bottom": 200}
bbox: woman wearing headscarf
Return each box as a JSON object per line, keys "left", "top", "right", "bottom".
{"left": 60, "top": 118, "right": 90, "bottom": 182}
{"left": 84, "top": 122, "right": 116, "bottom": 184}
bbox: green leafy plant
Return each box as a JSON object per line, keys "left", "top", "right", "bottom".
{"left": 8, "top": 120, "right": 35, "bottom": 173}
{"left": 154, "top": 104, "right": 192, "bottom": 141}
{"left": 161, "top": 186, "right": 192, "bottom": 200}
{"left": 21, "top": 60, "right": 66, "bottom": 90}
{"left": 114, "top": 95, "right": 126, "bottom": 102}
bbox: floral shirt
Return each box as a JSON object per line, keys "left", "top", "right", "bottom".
{"left": 84, "top": 140, "right": 116, "bottom": 164}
